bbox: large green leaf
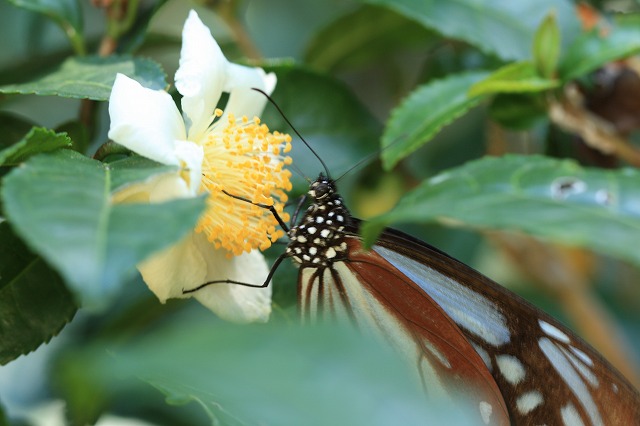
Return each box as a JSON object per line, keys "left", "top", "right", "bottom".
{"left": 468, "top": 62, "right": 559, "bottom": 97}
{"left": 0, "top": 222, "right": 77, "bottom": 365}
{"left": 0, "top": 56, "right": 167, "bottom": 101}
{"left": 381, "top": 71, "right": 488, "bottom": 170}
{"left": 0, "top": 127, "right": 71, "bottom": 166}
{"left": 57, "top": 317, "right": 478, "bottom": 425}
{"left": 364, "top": 0, "right": 580, "bottom": 61}
{"left": 1, "top": 150, "right": 206, "bottom": 310}
{"left": 7, "top": 0, "right": 83, "bottom": 52}
{"left": 363, "top": 155, "right": 640, "bottom": 268}
{"left": 559, "top": 15, "right": 640, "bottom": 82}
{"left": 108, "top": 156, "right": 177, "bottom": 192}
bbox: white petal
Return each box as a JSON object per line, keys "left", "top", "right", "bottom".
{"left": 112, "top": 172, "right": 191, "bottom": 204}
{"left": 174, "top": 140, "right": 204, "bottom": 194}
{"left": 191, "top": 234, "right": 272, "bottom": 323}
{"left": 175, "top": 10, "right": 228, "bottom": 141}
{"left": 138, "top": 232, "right": 207, "bottom": 301}
{"left": 138, "top": 231, "right": 272, "bottom": 323}
{"left": 108, "top": 74, "right": 186, "bottom": 165}
{"left": 223, "top": 65, "right": 276, "bottom": 119}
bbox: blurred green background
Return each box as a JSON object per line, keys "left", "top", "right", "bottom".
{"left": 1, "top": 0, "right": 640, "bottom": 425}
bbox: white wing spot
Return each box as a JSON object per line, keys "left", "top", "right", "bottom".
{"left": 516, "top": 390, "right": 543, "bottom": 415}
{"left": 316, "top": 216, "right": 324, "bottom": 223}
{"left": 560, "top": 403, "right": 585, "bottom": 426}
{"left": 297, "top": 236, "right": 307, "bottom": 243}
{"left": 539, "top": 319, "right": 571, "bottom": 343}
{"left": 471, "top": 343, "right": 492, "bottom": 371}
{"left": 326, "top": 247, "right": 336, "bottom": 259}
{"left": 479, "top": 401, "right": 493, "bottom": 425}
{"left": 561, "top": 346, "right": 598, "bottom": 387}
{"left": 320, "top": 229, "right": 331, "bottom": 238}
{"left": 569, "top": 346, "right": 593, "bottom": 367}
{"left": 307, "top": 226, "right": 317, "bottom": 234}
{"left": 539, "top": 338, "right": 603, "bottom": 426}
{"left": 496, "top": 354, "right": 526, "bottom": 385}
{"left": 309, "top": 247, "right": 318, "bottom": 255}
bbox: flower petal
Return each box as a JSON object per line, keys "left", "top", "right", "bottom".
{"left": 108, "top": 74, "right": 186, "bottom": 165}
{"left": 223, "top": 65, "right": 277, "bottom": 120}
{"left": 174, "top": 140, "right": 204, "bottom": 195}
{"left": 138, "top": 231, "right": 207, "bottom": 301}
{"left": 190, "top": 233, "right": 272, "bottom": 323}
{"left": 175, "top": 10, "right": 228, "bottom": 141}
{"left": 138, "top": 230, "right": 272, "bottom": 323}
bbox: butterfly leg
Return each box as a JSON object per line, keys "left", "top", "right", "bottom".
{"left": 182, "top": 252, "right": 289, "bottom": 293}
{"left": 222, "top": 189, "right": 290, "bottom": 232}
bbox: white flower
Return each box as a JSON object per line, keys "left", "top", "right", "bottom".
{"left": 108, "top": 10, "right": 292, "bottom": 323}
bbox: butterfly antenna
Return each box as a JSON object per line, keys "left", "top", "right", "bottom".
{"left": 335, "top": 149, "right": 379, "bottom": 183}
{"left": 253, "top": 87, "right": 331, "bottom": 179}
{"left": 334, "top": 131, "right": 412, "bottom": 183}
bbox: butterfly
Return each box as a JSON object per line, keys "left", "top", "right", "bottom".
{"left": 184, "top": 89, "right": 640, "bottom": 424}
{"left": 273, "top": 173, "right": 639, "bottom": 425}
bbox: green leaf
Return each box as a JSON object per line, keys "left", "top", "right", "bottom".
{"left": 363, "top": 155, "right": 640, "bottom": 267}
{"left": 559, "top": 15, "right": 640, "bottom": 82}
{"left": 468, "top": 62, "right": 559, "bottom": 97}
{"left": 57, "top": 318, "right": 478, "bottom": 425}
{"left": 7, "top": 0, "right": 84, "bottom": 53}
{"left": 364, "top": 0, "right": 580, "bottom": 61}
{"left": 0, "top": 222, "right": 77, "bottom": 365}
{"left": 0, "top": 127, "right": 71, "bottom": 166}
{"left": 261, "top": 65, "right": 382, "bottom": 181}
{"left": 0, "top": 402, "right": 7, "bottom": 426}
{"left": 381, "top": 71, "right": 489, "bottom": 170}
{"left": 305, "top": 5, "right": 433, "bottom": 72}
{"left": 0, "top": 56, "right": 167, "bottom": 101}
{"left": 55, "top": 120, "right": 90, "bottom": 154}
{"left": 107, "top": 156, "right": 178, "bottom": 192}
{"left": 1, "top": 150, "right": 206, "bottom": 310}
{"left": 533, "top": 12, "right": 561, "bottom": 78}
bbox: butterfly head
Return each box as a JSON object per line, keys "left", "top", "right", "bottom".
{"left": 308, "top": 174, "right": 336, "bottom": 201}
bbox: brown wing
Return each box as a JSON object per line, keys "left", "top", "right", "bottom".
{"left": 299, "top": 237, "right": 510, "bottom": 426}
{"left": 373, "top": 227, "right": 640, "bottom": 425}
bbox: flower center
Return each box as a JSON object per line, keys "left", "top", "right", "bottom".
{"left": 195, "top": 110, "right": 293, "bottom": 256}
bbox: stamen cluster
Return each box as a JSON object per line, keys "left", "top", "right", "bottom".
{"left": 196, "top": 110, "right": 293, "bottom": 256}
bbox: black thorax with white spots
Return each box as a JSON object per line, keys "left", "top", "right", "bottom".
{"left": 286, "top": 176, "right": 351, "bottom": 267}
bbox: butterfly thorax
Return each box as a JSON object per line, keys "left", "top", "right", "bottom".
{"left": 286, "top": 176, "right": 351, "bottom": 267}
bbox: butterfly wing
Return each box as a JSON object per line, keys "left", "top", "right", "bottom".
{"left": 371, "top": 226, "right": 640, "bottom": 425}
{"left": 299, "top": 236, "right": 511, "bottom": 425}
{"left": 290, "top": 177, "right": 639, "bottom": 424}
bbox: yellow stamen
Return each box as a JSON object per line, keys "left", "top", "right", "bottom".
{"left": 197, "top": 112, "right": 293, "bottom": 256}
